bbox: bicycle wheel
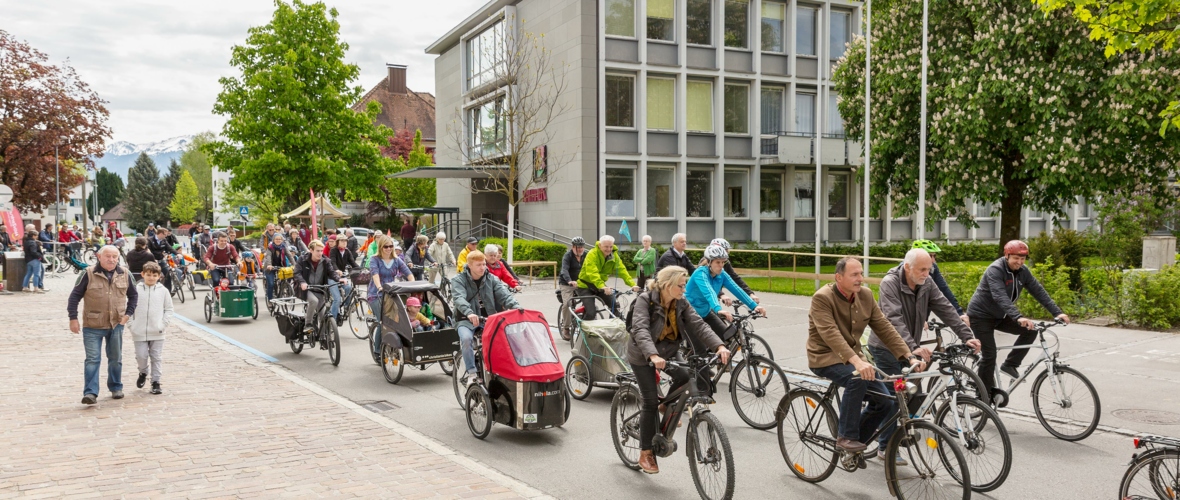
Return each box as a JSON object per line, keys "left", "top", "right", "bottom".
{"left": 43, "top": 254, "right": 60, "bottom": 274}
{"left": 687, "top": 411, "right": 735, "bottom": 500}
{"left": 174, "top": 272, "right": 186, "bottom": 304}
{"left": 289, "top": 337, "right": 303, "bottom": 354}
{"left": 367, "top": 322, "right": 381, "bottom": 365}
{"left": 943, "top": 363, "right": 990, "bottom": 407}
{"left": 1119, "top": 448, "right": 1180, "bottom": 500}
{"left": 187, "top": 274, "right": 196, "bottom": 300}
{"left": 777, "top": 389, "right": 838, "bottom": 483}
{"left": 609, "top": 384, "right": 643, "bottom": 470}
{"left": 439, "top": 355, "right": 455, "bottom": 376}
{"left": 465, "top": 384, "right": 494, "bottom": 440}
{"left": 1031, "top": 365, "right": 1101, "bottom": 441}
{"left": 886, "top": 419, "right": 971, "bottom": 500}
{"left": 326, "top": 321, "right": 340, "bottom": 366}
{"left": 745, "top": 333, "right": 775, "bottom": 361}
{"left": 203, "top": 295, "right": 213, "bottom": 323}
{"left": 348, "top": 299, "right": 372, "bottom": 339}
{"left": 565, "top": 355, "right": 593, "bottom": 400}
{"left": 452, "top": 353, "right": 467, "bottom": 410}
{"left": 84, "top": 248, "right": 97, "bottom": 266}
{"left": 933, "top": 397, "right": 1012, "bottom": 492}
{"left": 381, "top": 344, "right": 404, "bottom": 384}
{"left": 729, "top": 355, "right": 790, "bottom": 429}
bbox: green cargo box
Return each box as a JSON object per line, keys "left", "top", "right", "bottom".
{"left": 218, "top": 288, "right": 255, "bottom": 318}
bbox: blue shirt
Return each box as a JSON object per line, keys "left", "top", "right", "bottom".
{"left": 686, "top": 265, "right": 757, "bottom": 318}
{"left": 367, "top": 256, "right": 412, "bottom": 302}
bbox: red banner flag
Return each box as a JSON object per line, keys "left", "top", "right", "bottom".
{"left": 309, "top": 188, "right": 318, "bottom": 241}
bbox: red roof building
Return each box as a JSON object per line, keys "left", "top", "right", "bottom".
{"left": 353, "top": 64, "right": 436, "bottom": 155}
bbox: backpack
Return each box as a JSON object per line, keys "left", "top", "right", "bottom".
{"left": 624, "top": 293, "right": 655, "bottom": 332}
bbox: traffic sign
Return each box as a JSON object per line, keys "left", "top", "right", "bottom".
{"left": 0, "top": 184, "right": 12, "bottom": 204}
{"left": 239, "top": 206, "right": 249, "bottom": 218}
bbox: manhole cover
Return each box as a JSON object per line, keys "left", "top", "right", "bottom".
{"left": 361, "top": 400, "right": 400, "bottom": 413}
{"left": 1112, "top": 409, "right": 1180, "bottom": 425}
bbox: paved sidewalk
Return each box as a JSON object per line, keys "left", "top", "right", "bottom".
{"left": 0, "top": 285, "right": 546, "bottom": 499}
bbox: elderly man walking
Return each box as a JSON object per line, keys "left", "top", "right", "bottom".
{"left": 68, "top": 245, "right": 138, "bottom": 405}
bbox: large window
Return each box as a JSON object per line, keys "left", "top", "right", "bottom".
{"left": 724, "top": 0, "right": 749, "bottom": 49}
{"left": 724, "top": 83, "right": 749, "bottom": 134}
{"left": 687, "top": 0, "right": 712, "bottom": 45}
{"left": 827, "top": 93, "right": 844, "bottom": 135}
{"left": 605, "top": 75, "right": 634, "bottom": 128}
{"left": 687, "top": 80, "right": 714, "bottom": 132}
{"left": 647, "top": 165, "right": 676, "bottom": 218}
{"left": 467, "top": 21, "right": 505, "bottom": 89}
{"left": 725, "top": 169, "right": 749, "bottom": 217}
{"left": 761, "top": 1, "right": 786, "bottom": 52}
{"left": 647, "top": 77, "right": 675, "bottom": 130}
{"left": 830, "top": 10, "right": 851, "bottom": 61}
{"left": 794, "top": 171, "right": 815, "bottom": 218}
{"left": 827, "top": 172, "right": 850, "bottom": 218}
{"left": 687, "top": 168, "right": 713, "bottom": 217}
{"left": 760, "top": 172, "right": 783, "bottom": 218}
{"left": 795, "top": 92, "right": 816, "bottom": 136}
{"left": 606, "top": 0, "right": 635, "bottom": 37}
{"left": 468, "top": 97, "right": 505, "bottom": 157}
{"left": 796, "top": 5, "right": 817, "bottom": 56}
{"left": 761, "top": 86, "right": 783, "bottom": 134}
{"left": 976, "top": 201, "right": 995, "bottom": 218}
{"left": 647, "top": 0, "right": 675, "bottom": 41}
{"left": 606, "top": 165, "right": 636, "bottom": 218}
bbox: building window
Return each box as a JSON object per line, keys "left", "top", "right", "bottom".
{"left": 761, "top": 86, "right": 783, "bottom": 134}
{"left": 605, "top": 75, "right": 635, "bottom": 128}
{"left": 976, "top": 201, "right": 995, "bottom": 218}
{"left": 647, "top": 0, "right": 675, "bottom": 41}
{"left": 687, "top": 80, "right": 714, "bottom": 132}
{"left": 794, "top": 171, "right": 815, "bottom": 218}
{"left": 724, "top": 169, "right": 749, "bottom": 218}
{"left": 606, "top": 166, "right": 636, "bottom": 218}
{"left": 606, "top": 0, "right": 636, "bottom": 37}
{"left": 687, "top": 168, "right": 713, "bottom": 218}
{"left": 795, "top": 92, "right": 816, "bottom": 136}
{"left": 760, "top": 172, "right": 783, "bottom": 218}
{"left": 796, "top": 5, "right": 817, "bottom": 57}
{"left": 827, "top": 93, "right": 844, "bottom": 136}
{"left": 687, "top": 0, "right": 712, "bottom": 45}
{"left": 761, "top": 1, "right": 786, "bottom": 53}
{"left": 467, "top": 21, "right": 505, "bottom": 89}
{"left": 827, "top": 172, "right": 850, "bottom": 218}
{"left": 647, "top": 77, "right": 675, "bottom": 130}
{"left": 647, "top": 165, "right": 676, "bottom": 218}
{"left": 468, "top": 97, "right": 506, "bottom": 157}
{"left": 830, "top": 10, "right": 851, "bottom": 61}
{"left": 724, "top": 0, "right": 749, "bottom": 49}
{"left": 724, "top": 83, "right": 749, "bottom": 134}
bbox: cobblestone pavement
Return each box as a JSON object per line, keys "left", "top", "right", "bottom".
{"left": 0, "top": 285, "right": 547, "bottom": 499}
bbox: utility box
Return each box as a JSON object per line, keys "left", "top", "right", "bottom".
{"left": 4, "top": 252, "right": 25, "bottom": 292}
{"left": 1142, "top": 234, "right": 1177, "bottom": 270}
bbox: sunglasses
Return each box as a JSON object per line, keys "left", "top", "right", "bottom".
{"left": 383, "top": 245, "right": 395, "bottom": 249}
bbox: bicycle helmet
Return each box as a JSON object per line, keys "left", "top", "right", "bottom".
{"left": 571, "top": 237, "right": 586, "bottom": 248}
{"left": 1003, "top": 240, "right": 1029, "bottom": 257}
{"left": 709, "top": 238, "right": 732, "bottom": 250}
{"left": 703, "top": 245, "right": 728, "bottom": 262}
{"left": 911, "top": 239, "right": 942, "bottom": 253}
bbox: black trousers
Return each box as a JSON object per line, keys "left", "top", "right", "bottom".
{"left": 630, "top": 361, "right": 692, "bottom": 451}
{"left": 575, "top": 287, "right": 615, "bottom": 320}
{"left": 970, "top": 315, "right": 1038, "bottom": 391}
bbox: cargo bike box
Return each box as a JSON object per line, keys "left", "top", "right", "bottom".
{"left": 374, "top": 281, "right": 459, "bottom": 384}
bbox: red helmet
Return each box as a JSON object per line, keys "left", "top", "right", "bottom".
{"left": 1003, "top": 240, "right": 1029, "bottom": 257}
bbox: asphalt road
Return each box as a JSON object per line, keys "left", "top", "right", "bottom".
{"left": 172, "top": 276, "right": 1180, "bottom": 499}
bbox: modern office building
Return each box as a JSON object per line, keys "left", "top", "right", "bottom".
{"left": 426, "top": 0, "right": 1092, "bottom": 246}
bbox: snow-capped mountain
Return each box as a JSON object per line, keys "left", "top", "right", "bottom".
{"left": 95, "top": 135, "right": 195, "bottom": 181}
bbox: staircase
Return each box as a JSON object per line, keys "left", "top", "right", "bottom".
{"left": 450, "top": 218, "right": 572, "bottom": 253}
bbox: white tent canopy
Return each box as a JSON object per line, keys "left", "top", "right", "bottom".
{"left": 281, "top": 195, "right": 349, "bottom": 220}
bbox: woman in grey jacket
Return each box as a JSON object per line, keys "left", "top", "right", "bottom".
{"left": 625, "top": 265, "right": 730, "bottom": 475}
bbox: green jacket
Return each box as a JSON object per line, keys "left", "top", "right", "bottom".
{"left": 633, "top": 248, "right": 657, "bottom": 276}
{"left": 577, "top": 242, "right": 635, "bottom": 289}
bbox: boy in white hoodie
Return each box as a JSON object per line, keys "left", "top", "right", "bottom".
{"left": 130, "top": 262, "right": 174, "bottom": 394}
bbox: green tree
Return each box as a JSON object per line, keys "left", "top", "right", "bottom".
{"left": 168, "top": 170, "right": 202, "bottom": 223}
{"left": 85, "top": 167, "right": 124, "bottom": 214}
{"left": 1034, "top": 0, "right": 1180, "bottom": 135}
{"left": 205, "top": 0, "right": 393, "bottom": 207}
{"left": 371, "top": 129, "right": 435, "bottom": 217}
{"left": 161, "top": 158, "right": 183, "bottom": 201}
{"left": 218, "top": 181, "right": 286, "bottom": 225}
{"left": 832, "top": 0, "right": 1180, "bottom": 246}
{"left": 123, "top": 153, "right": 168, "bottom": 231}
{"left": 181, "top": 131, "right": 215, "bottom": 222}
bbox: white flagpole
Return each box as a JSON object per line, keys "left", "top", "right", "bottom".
{"left": 917, "top": 0, "right": 929, "bottom": 239}
{"left": 863, "top": 0, "right": 872, "bottom": 263}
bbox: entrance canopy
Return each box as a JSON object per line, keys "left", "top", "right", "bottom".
{"left": 388, "top": 165, "right": 509, "bottom": 179}
{"left": 281, "top": 195, "right": 349, "bottom": 220}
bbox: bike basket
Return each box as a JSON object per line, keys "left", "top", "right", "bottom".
{"left": 277, "top": 267, "right": 294, "bottom": 280}
{"left": 350, "top": 269, "right": 371, "bottom": 286}
{"left": 275, "top": 313, "right": 305, "bottom": 340}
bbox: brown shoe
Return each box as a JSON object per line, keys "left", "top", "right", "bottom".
{"left": 836, "top": 437, "right": 868, "bottom": 453}
{"left": 639, "top": 450, "right": 659, "bottom": 474}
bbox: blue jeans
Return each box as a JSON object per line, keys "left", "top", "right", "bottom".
{"left": 812, "top": 362, "right": 896, "bottom": 445}
{"left": 458, "top": 325, "right": 478, "bottom": 376}
{"left": 83, "top": 326, "right": 124, "bottom": 396}
{"left": 868, "top": 345, "right": 905, "bottom": 450}
{"left": 23, "top": 258, "right": 44, "bottom": 289}
{"left": 328, "top": 283, "right": 346, "bottom": 318}
{"left": 264, "top": 270, "right": 277, "bottom": 300}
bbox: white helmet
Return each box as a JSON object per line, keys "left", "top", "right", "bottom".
{"left": 703, "top": 245, "right": 728, "bottom": 262}
{"left": 709, "top": 238, "right": 731, "bottom": 250}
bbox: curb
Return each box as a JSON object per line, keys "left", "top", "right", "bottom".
{"left": 173, "top": 313, "right": 555, "bottom": 500}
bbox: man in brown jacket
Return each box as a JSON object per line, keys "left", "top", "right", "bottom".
{"left": 68, "top": 246, "right": 138, "bottom": 405}
{"left": 807, "top": 257, "right": 923, "bottom": 454}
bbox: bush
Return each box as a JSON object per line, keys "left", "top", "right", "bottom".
{"left": 1028, "top": 229, "right": 1088, "bottom": 290}
{"left": 1014, "top": 257, "right": 1080, "bottom": 319}
{"left": 1078, "top": 267, "right": 1122, "bottom": 319}
{"left": 674, "top": 240, "right": 1000, "bottom": 269}
{"left": 939, "top": 263, "right": 987, "bottom": 309}
{"left": 1119, "top": 265, "right": 1180, "bottom": 330}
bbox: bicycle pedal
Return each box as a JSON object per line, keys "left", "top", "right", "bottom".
{"left": 857, "top": 455, "right": 867, "bottom": 469}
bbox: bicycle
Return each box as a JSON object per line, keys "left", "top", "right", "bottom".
{"left": 717, "top": 306, "right": 789, "bottom": 430}
{"left": 776, "top": 367, "right": 973, "bottom": 500}
{"left": 283, "top": 282, "right": 343, "bottom": 366}
{"left": 1119, "top": 434, "right": 1180, "bottom": 500}
{"left": 338, "top": 269, "right": 372, "bottom": 339}
{"left": 920, "top": 320, "right": 990, "bottom": 406}
{"left": 970, "top": 319, "right": 1101, "bottom": 441}
{"left": 451, "top": 317, "right": 487, "bottom": 410}
{"left": 611, "top": 353, "right": 736, "bottom": 500}
{"left": 159, "top": 257, "right": 187, "bottom": 304}
{"left": 562, "top": 287, "right": 635, "bottom": 348}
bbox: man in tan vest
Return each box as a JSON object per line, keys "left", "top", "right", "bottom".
{"left": 68, "top": 245, "right": 138, "bottom": 405}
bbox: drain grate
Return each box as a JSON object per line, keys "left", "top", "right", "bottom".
{"left": 1112, "top": 409, "right": 1180, "bottom": 425}
{"left": 361, "top": 400, "right": 400, "bottom": 413}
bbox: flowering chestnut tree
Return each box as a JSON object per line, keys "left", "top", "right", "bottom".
{"left": 832, "top": 0, "right": 1180, "bottom": 245}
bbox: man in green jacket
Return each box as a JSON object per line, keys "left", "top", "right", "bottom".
{"left": 632, "top": 235, "right": 657, "bottom": 288}
{"left": 576, "top": 235, "right": 640, "bottom": 319}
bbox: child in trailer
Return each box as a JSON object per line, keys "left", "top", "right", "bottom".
{"left": 129, "top": 262, "right": 174, "bottom": 395}
{"left": 405, "top": 297, "right": 435, "bottom": 332}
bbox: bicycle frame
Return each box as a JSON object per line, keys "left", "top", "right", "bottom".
{"left": 990, "top": 326, "right": 1066, "bottom": 399}
{"left": 791, "top": 371, "right": 921, "bottom": 464}
{"left": 620, "top": 356, "right": 721, "bottom": 458}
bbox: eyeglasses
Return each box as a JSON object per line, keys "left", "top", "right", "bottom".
{"left": 382, "top": 245, "right": 395, "bottom": 249}
{"left": 676, "top": 284, "right": 687, "bottom": 289}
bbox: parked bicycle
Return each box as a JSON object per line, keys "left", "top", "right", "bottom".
{"left": 1119, "top": 434, "right": 1180, "bottom": 500}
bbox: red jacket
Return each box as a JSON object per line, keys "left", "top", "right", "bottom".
{"left": 487, "top": 261, "right": 518, "bottom": 289}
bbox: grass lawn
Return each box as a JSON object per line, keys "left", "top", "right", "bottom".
{"left": 741, "top": 260, "right": 992, "bottom": 298}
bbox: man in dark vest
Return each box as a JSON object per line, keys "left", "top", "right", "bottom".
{"left": 68, "top": 245, "right": 138, "bottom": 405}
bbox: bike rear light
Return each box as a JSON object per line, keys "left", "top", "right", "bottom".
{"left": 1133, "top": 438, "right": 1141, "bottom": 448}
{"left": 894, "top": 379, "right": 907, "bottom": 392}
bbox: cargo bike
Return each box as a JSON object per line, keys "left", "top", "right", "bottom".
{"left": 563, "top": 293, "right": 633, "bottom": 401}
{"left": 203, "top": 264, "right": 259, "bottom": 322}
{"left": 451, "top": 309, "right": 571, "bottom": 440}
{"left": 271, "top": 283, "right": 343, "bottom": 366}
{"left": 367, "top": 281, "right": 458, "bottom": 383}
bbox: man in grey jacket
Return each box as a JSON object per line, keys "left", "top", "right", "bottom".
{"left": 450, "top": 250, "right": 521, "bottom": 385}
{"left": 868, "top": 248, "right": 980, "bottom": 463}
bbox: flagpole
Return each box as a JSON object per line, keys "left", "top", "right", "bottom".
{"left": 917, "top": 0, "right": 929, "bottom": 239}
{"left": 863, "top": 0, "right": 872, "bottom": 264}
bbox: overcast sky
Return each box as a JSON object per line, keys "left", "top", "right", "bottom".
{"left": 2, "top": 0, "right": 486, "bottom": 145}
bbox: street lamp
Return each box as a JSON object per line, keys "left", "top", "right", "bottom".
{"left": 54, "top": 144, "right": 61, "bottom": 227}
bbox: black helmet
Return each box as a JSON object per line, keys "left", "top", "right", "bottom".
{"left": 571, "top": 237, "right": 586, "bottom": 247}
{"left": 466, "top": 236, "right": 479, "bottom": 244}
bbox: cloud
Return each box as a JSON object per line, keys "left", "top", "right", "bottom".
{"left": 2, "top": 0, "right": 486, "bottom": 144}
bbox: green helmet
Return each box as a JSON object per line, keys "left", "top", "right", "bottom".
{"left": 911, "top": 239, "right": 942, "bottom": 253}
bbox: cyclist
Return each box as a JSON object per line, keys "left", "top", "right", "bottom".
{"left": 292, "top": 239, "right": 347, "bottom": 320}
{"left": 426, "top": 232, "right": 456, "bottom": 284}
{"left": 967, "top": 240, "right": 1070, "bottom": 398}
{"left": 698, "top": 238, "right": 760, "bottom": 304}
{"left": 125, "top": 237, "right": 156, "bottom": 281}
{"left": 148, "top": 227, "right": 180, "bottom": 291}
{"left": 449, "top": 250, "right": 521, "bottom": 387}
{"left": 868, "top": 248, "right": 980, "bottom": 464}
{"left": 911, "top": 239, "right": 968, "bottom": 325}
{"left": 557, "top": 237, "right": 587, "bottom": 340}
{"left": 808, "top": 256, "right": 924, "bottom": 454}
{"left": 368, "top": 235, "right": 414, "bottom": 359}
{"left": 686, "top": 245, "right": 766, "bottom": 348}
{"left": 456, "top": 237, "right": 479, "bottom": 273}
{"left": 329, "top": 235, "right": 357, "bottom": 324}
{"left": 625, "top": 265, "right": 731, "bottom": 474}
{"left": 655, "top": 233, "right": 694, "bottom": 274}
{"left": 575, "top": 235, "right": 641, "bottom": 320}
{"left": 406, "top": 235, "right": 436, "bottom": 281}
{"left": 262, "top": 233, "right": 292, "bottom": 302}
{"left": 203, "top": 231, "right": 240, "bottom": 286}
{"left": 483, "top": 244, "right": 519, "bottom": 291}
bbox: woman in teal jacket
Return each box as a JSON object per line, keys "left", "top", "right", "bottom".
{"left": 685, "top": 246, "right": 766, "bottom": 346}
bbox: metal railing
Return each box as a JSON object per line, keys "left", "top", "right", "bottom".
{"left": 452, "top": 218, "right": 573, "bottom": 253}
{"left": 688, "top": 247, "right": 901, "bottom": 294}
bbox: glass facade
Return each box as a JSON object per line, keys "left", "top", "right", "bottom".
{"left": 467, "top": 21, "right": 505, "bottom": 89}
{"left": 605, "top": 75, "right": 634, "bottom": 127}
